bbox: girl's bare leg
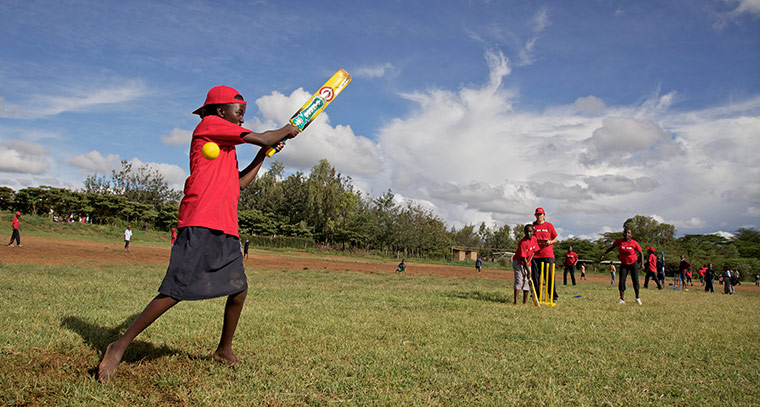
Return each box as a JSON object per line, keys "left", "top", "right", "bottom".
{"left": 213, "top": 289, "right": 247, "bottom": 365}
{"left": 98, "top": 294, "right": 178, "bottom": 382}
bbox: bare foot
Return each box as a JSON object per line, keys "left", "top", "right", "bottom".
{"left": 213, "top": 348, "right": 240, "bottom": 366}
{"left": 98, "top": 342, "right": 124, "bottom": 383}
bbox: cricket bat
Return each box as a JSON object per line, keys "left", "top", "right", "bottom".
{"left": 529, "top": 277, "right": 540, "bottom": 307}
{"left": 265, "top": 69, "right": 352, "bottom": 157}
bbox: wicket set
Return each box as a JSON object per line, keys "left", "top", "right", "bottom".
{"left": 538, "top": 262, "right": 556, "bottom": 307}
{"left": 674, "top": 273, "right": 681, "bottom": 291}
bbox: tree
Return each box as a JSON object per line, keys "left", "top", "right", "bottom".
{"left": 733, "top": 228, "right": 760, "bottom": 260}
{"left": 84, "top": 160, "right": 182, "bottom": 211}
{"left": 0, "top": 186, "right": 15, "bottom": 211}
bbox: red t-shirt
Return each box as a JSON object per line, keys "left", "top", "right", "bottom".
{"left": 533, "top": 221, "right": 557, "bottom": 258}
{"left": 513, "top": 236, "right": 539, "bottom": 264}
{"left": 564, "top": 251, "right": 578, "bottom": 266}
{"left": 647, "top": 253, "right": 657, "bottom": 272}
{"left": 177, "top": 115, "right": 249, "bottom": 237}
{"left": 12, "top": 216, "right": 19, "bottom": 230}
{"left": 613, "top": 238, "right": 642, "bottom": 265}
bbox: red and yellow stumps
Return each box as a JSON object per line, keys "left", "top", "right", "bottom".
{"left": 538, "top": 263, "right": 556, "bottom": 307}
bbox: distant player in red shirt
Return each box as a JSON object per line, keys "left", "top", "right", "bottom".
{"left": 170, "top": 227, "right": 177, "bottom": 245}
{"left": 563, "top": 246, "right": 578, "bottom": 286}
{"left": 98, "top": 85, "right": 299, "bottom": 383}
{"left": 678, "top": 255, "right": 691, "bottom": 291}
{"left": 643, "top": 247, "right": 662, "bottom": 290}
{"left": 601, "top": 227, "right": 644, "bottom": 305}
{"left": 513, "top": 224, "right": 538, "bottom": 304}
{"left": 532, "top": 208, "right": 559, "bottom": 303}
{"left": 7, "top": 211, "right": 21, "bottom": 247}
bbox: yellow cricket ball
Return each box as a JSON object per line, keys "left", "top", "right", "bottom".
{"left": 201, "top": 142, "right": 220, "bottom": 160}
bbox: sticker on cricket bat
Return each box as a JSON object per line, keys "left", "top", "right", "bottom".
{"left": 266, "top": 69, "right": 352, "bottom": 157}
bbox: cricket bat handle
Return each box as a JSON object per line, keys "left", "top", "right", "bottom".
{"left": 265, "top": 128, "right": 301, "bottom": 158}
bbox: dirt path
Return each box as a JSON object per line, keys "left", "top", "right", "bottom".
{"left": 3, "top": 236, "right": 758, "bottom": 292}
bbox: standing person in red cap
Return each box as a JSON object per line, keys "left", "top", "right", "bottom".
{"left": 98, "top": 85, "right": 299, "bottom": 383}
{"left": 7, "top": 211, "right": 21, "bottom": 247}
{"left": 643, "top": 246, "right": 662, "bottom": 290}
{"left": 170, "top": 227, "right": 177, "bottom": 245}
{"left": 532, "top": 207, "right": 559, "bottom": 303}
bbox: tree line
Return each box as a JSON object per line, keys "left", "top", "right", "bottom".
{"left": 1, "top": 160, "right": 758, "bottom": 276}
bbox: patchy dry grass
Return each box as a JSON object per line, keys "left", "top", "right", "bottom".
{"left": 1, "top": 259, "right": 759, "bottom": 406}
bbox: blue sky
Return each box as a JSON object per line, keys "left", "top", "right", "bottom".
{"left": 1, "top": 0, "right": 759, "bottom": 240}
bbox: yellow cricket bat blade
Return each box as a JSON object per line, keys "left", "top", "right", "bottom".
{"left": 266, "top": 69, "right": 352, "bottom": 157}
{"left": 529, "top": 279, "right": 540, "bottom": 307}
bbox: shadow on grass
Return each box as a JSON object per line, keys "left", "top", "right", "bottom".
{"left": 61, "top": 314, "right": 184, "bottom": 377}
{"left": 448, "top": 290, "right": 511, "bottom": 303}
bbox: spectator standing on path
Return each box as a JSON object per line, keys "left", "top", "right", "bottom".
{"left": 657, "top": 254, "right": 666, "bottom": 287}
{"left": 7, "top": 211, "right": 21, "bottom": 247}
{"left": 610, "top": 263, "right": 616, "bottom": 285}
{"left": 475, "top": 257, "right": 482, "bottom": 273}
{"left": 580, "top": 263, "right": 586, "bottom": 280}
{"left": 643, "top": 247, "right": 662, "bottom": 290}
{"left": 124, "top": 226, "right": 133, "bottom": 252}
{"left": 512, "top": 224, "right": 538, "bottom": 305}
{"left": 755, "top": 273, "right": 759, "bottom": 287}
{"left": 531, "top": 208, "right": 559, "bottom": 303}
{"left": 705, "top": 264, "right": 715, "bottom": 293}
{"left": 243, "top": 238, "right": 250, "bottom": 259}
{"left": 601, "top": 228, "right": 644, "bottom": 305}
{"left": 679, "top": 255, "right": 691, "bottom": 291}
{"left": 723, "top": 266, "right": 734, "bottom": 294}
{"left": 563, "top": 246, "right": 578, "bottom": 285}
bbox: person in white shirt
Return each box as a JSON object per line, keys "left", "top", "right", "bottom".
{"left": 124, "top": 226, "right": 133, "bottom": 252}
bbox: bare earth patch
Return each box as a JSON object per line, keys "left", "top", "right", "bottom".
{"left": 4, "top": 236, "right": 757, "bottom": 292}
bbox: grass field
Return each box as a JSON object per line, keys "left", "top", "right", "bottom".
{"left": 1, "top": 239, "right": 759, "bottom": 406}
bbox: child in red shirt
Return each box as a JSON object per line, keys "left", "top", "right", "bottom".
{"left": 98, "top": 85, "right": 299, "bottom": 383}
{"left": 512, "top": 224, "right": 538, "bottom": 304}
{"left": 601, "top": 227, "right": 643, "bottom": 305}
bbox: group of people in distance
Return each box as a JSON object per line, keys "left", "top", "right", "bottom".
{"left": 511, "top": 211, "right": 747, "bottom": 307}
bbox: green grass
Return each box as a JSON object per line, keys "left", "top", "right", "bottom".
{"left": 1, "top": 213, "right": 172, "bottom": 246}
{"left": 1, "top": 259, "right": 758, "bottom": 406}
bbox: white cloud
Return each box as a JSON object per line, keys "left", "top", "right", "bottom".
{"left": 353, "top": 63, "right": 395, "bottom": 79}
{"left": 161, "top": 128, "right": 192, "bottom": 146}
{"left": 584, "top": 175, "right": 658, "bottom": 195}
{"left": 727, "top": 0, "right": 760, "bottom": 16}
{"left": 518, "top": 6, "right": 551, "bottom": 66}
{"left": 0, "top": 140, "right": 50, "bottom": 174}
{"left": 575, "top": 96, "right": 606, "bottom": 115}
{"left": 579, "top": 116, "right": 684, "bottom": 166}
{"left": 69, "top": 150, "right": 122, "bottom": 173}
{"left": 249, "top": 88, "right": 383, "bottom": 175}
{"left": 0, "top": 80, "right": 149, "bottom": 119}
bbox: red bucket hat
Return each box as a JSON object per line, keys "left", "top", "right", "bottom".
{"left": 193, "top": 85, "right": 246, "bottom": 115}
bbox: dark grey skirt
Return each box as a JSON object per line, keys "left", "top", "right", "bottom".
{"left": 158, "top": 227, "right": 247, "bottom": 300}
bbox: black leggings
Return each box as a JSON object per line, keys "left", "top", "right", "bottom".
{"left": 618, "top": 262, "right": 639, "bottom": 293}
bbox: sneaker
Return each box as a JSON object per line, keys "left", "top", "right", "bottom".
{"left": 636, "top": 298, "right": 642, "bottom": 305}
{"left": 618, "top": 299, "right": 625, "bottom": 304}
